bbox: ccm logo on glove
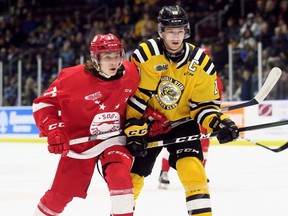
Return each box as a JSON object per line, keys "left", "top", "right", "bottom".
{"left": 43, "top": 119, "right": 69, "bottom": 156}
{"left": 123, "top": 118, "right": 148, "bottom": 157}
{"left": 126, "top": 128, "right": 147, "bottom": 136}
{"left": 48, "top": 122, "right": 65, "bottom": 130}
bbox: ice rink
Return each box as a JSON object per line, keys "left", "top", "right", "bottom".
{"left": 1, "top": 142, "right": 288, "bottom": 216}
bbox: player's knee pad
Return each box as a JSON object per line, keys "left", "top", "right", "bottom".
{"left": 100, "top": 146, "right": 133, "bottom": 190}
{"left": 131, "top": 172, "right": 144, "bottom": 201}
{"left": 100, "top": 145, "right": 133, "bottom": 170}
{"left": 38, "top": 190, "right": 73, "bottom": 214}
{"left": 104, "top": 162, "right": 133, "bottom": 190}
{"left": 168, "top": 140, "right": 203, "bottom": 169}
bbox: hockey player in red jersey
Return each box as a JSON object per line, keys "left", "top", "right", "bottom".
{"left": 32, "top": 33, "right": 139, "bottom": 216}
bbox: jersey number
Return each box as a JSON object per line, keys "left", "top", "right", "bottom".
{"left": 214, "top": 79, "right": 219, "bottom": 95}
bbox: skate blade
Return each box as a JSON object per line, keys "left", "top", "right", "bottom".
{"left": 158, "top": 183, "right": 169, "bottom": 189}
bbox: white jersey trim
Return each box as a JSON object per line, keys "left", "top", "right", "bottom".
{"left": 67, "top": 135, "right": 126, "bottom": 159}
{"left": 134, "top": 49, "right": 145, "bottom": 63}
{"left": 177, "top": 43, "right": 190, "bottom": 68}
{"left": 32, "top": 102, "right": 54, "bottom": 113}
{"left": 148, "top": 39, "right": 160, "bottom": 55}
{"left": 129, "top": 96, "right": 147, "bottom": 111}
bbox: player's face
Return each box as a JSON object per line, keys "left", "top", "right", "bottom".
{"left": 162, "top": 27, "right": 185, "bottom": 53}
{"left": 99, "top": 52, "right": 122, "bottom": 77}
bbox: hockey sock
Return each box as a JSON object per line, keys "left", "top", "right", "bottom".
{"left": 34, "top": 201, "right": 60, "bottom": 216}
{"left": 201, "top": 138, "right": 210, "bottom": 167}
{"left": 104, "top": 163, "right": 134, "bottom": 216}
{"left": 131, "top": 173, "right": 144, "bottom": 201}
{"left": 176, "top": 157, "right": 212, "bottom": 216}
{"left": 161, "top": 157, "right": 170, "bottom": 172}
{"left": 38, "top": 190, "right": 73, "bottom": 214}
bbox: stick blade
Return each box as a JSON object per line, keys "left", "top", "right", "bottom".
{"left": 254, "top": 67, "right": 282, "bottom": 103}
{"left": 275, "top": 142, "right": 288, "bottom": 152}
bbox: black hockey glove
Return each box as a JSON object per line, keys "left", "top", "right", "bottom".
{"left": 210, "top": 113, "right": 239, "bottom": 144}
{"left": 123, "top": 118, "right": 148, "bottom": 157}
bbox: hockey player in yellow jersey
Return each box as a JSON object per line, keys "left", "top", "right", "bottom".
{"left": 123, "top": 5, "right": 239, "bottom": 216}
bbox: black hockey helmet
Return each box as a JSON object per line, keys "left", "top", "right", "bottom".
{"left": 158, "top": 5, "right": 190, "bottom": 39}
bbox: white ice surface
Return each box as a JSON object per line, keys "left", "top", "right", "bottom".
{"left": 0, "top": 143, "right": 288, "bottom": 216}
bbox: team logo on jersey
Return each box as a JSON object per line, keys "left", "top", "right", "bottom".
{"left": 85, "top": 91, "right": 102, "bottom": 104}
{"left": 154, "top": 64, "right": 168, "bottom": 72}
{"left": 155, "top": 76, "right": 184, "bottom": 110}
{"left": 90, "top": 112, "right": 120, "bottom": 136}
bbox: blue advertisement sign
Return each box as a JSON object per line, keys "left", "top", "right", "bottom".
{"left": 0, "top": 107, "right": 39, "bottom": 135}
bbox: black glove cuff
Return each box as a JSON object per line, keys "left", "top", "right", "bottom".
{"left": 209, "top": 113, "right": 223, "bottom": 131}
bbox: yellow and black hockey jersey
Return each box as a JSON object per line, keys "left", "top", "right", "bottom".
{"left": 127, "top": 38, "right": 221, "bottom": 132}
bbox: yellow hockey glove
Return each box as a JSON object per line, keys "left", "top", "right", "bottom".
{"left": 123, "top": 118, "right": 148, "bottom": 157}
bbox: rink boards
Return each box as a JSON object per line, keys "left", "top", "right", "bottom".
{"left": 1, "top": 101, "right": 287, "bottom": 146}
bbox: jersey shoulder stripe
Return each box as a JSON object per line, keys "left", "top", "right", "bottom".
{"left": 132, "top": 39, "right": 162, "bottom": 63}
{"left": 189, "top": 45, "right": 217, "bottom": 75}
{"left": 147, "top": 39, "right": 161, "bottom": 56}
{"left": 203, "top": 59, "right": 216, "bottom": 75}
{"left": 133, "top": 45, "right": 148, "bottom": 63}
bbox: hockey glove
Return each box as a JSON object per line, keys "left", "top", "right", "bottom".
{"left": 143, "top": 106, "right": 172, "bottom": 137}
{"left": 123, "top": 118, "right": 148, "bottom": 157}
{"left": 210, "top": 113, "right": 239, "bottom": 144}
{"left": 43, "top": 118, "right": 70, "bottom": 156}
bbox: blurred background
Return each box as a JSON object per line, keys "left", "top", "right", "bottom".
{"left": 0, "top": 0, "right": 288, "bottom": 106}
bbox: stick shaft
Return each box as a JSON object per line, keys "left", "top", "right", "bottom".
{"left": 147, "top": 120, "right": 288, "bottom": 148}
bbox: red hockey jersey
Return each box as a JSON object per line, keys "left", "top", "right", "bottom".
{"left": 32, "top": 60, "right": 139, "bottom": 152}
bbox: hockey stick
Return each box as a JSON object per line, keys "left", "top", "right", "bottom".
{"left": 146, "top": 120, "right": 288, "bottom": 148}
{"left": 69, "top": 130, "right": 122, "bottom": 145}
{"left": 170, "top": 118, "right": 288, "bottom": 153}
{"left": 240, "top": 137, "right": 288, "bottom": 153}
{"left": 170, "top": 67, "right": 282, "bottom": 128}
{"left": 221, "top": 66, "right": 281, "bottom": 111}
{"left": 69, "top": 66, "right": 282, "bottom": 146}
{"left": 68, "top": 120, "right": 288, "bottom": 159}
